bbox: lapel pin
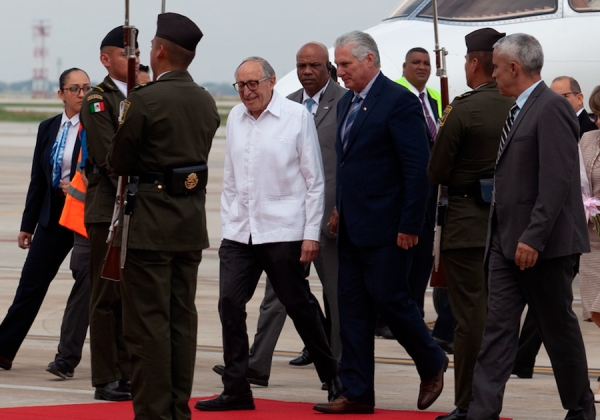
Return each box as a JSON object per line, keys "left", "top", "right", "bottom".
{"left": 363, "top": 107, "right": 367, "bottom": 111}
{"left": 323, "top": 106, "right": 330, "bottom": 110}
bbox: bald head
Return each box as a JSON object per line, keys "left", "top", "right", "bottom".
{"left": 296, "top": 42, "right": 332, "bottom": 97}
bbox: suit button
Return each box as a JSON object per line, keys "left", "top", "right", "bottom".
{"left": 340, "top": 162, "right": 345, "bottom": 167}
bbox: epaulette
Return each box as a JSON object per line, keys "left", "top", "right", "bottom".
{"left": 454, "top": 89, "right": 484, "bottom": 100}
{"left": 92, "top": 85, "right": 104, "bottom": 93}
{"left": 133, "top": 81, "right": 155, "bottom": 91}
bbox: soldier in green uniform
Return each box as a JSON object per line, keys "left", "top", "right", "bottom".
{"left": 107, "top": 13, "right": 220, "bottom": 420}
{"left": 427, "top": 28, "right": 515, "bottom": 420}
{"left": 80, "top": 26, "right": 139, "bottom": 402}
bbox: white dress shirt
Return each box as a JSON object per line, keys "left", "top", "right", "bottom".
{"left": 58, "top": 111, "right": 80, "bottom": 182}
{"left": 403, "top": 78, "right": 436, "bottom": 120}
{"left": 221, "top": 90, "right": 325, "bottom": 244}
{"left": 302, "top": 80, "right": 329, "bottom": 115}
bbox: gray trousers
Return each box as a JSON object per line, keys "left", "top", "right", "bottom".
{"left": 248, "top": 234, "right": 340, "bottom": 376}
{"left": 55, "top": 233, "right": 90, "bottom": 369}
{"left": 468, "top": 232, "right": 595, "bottom": 420}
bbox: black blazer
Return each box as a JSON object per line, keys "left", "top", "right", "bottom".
{"left": 335, "top": 73, "right": 431, "bottom": 246}
{"left": 578, "top": 109, "right": 597, "bottom": 137}
{"left": 489, "top": 81, "right": 590, "bottom": 260}
{"left": 20, "top": 114, "right": 80, "bottom": 233}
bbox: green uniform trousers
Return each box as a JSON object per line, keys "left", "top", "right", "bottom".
{"left": 88, "top": 222, "right": 130, "bottom": 386}
{"left": 121, "top": 248, "right": 202, "bottom": 420}
{"left": 442, "top": 247, "right": 487, "bottom": 410}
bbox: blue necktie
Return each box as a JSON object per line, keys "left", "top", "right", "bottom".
{"left": 305, "top": 98, "right": 315, "bottom": 113}
{"left": 342, "top": 95, "right": 363, "bottom": 151}
{"left": 50, "top": 121, "right": 69, "bottom": 189}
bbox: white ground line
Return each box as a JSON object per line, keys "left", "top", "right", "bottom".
{"left": 0, "top": 384, "right": 94, "bottom": 394}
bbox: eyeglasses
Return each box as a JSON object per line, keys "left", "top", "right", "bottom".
{"left": 232, "top": 77, "right": 269, "bottom": 92}
{"left": 63, "top": 86, "right": 93, "bottom": 95}
{"left": 560, "top": 91, "right": 579, "bottom": 98}
{"left": 590, "top": 113, "right": 600, "bottom": 122}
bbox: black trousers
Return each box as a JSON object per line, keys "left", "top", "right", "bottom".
{"left": 513, "top": 308, "right": 542, "bottom": 376}
{"left": 0, "top": 218, "right": 73, "bottom": 362}
{"left": 55, "top": 232, "right": 90, "bottom": 369}
{"left": 468, "top": 232, "right": 595, "bottom": 419}
{"left": 218, "top": 239, "right": 338, "bottom": 395}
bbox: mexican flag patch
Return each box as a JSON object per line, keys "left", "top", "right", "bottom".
{"left": 90, "top": 102, "right": 105, "bottom": 113}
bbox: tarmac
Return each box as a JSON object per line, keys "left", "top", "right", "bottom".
{"left": 0, "top": 121, "right": 598, "bottom": 419}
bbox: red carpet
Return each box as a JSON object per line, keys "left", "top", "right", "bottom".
{"left": 0, "top": 397, "right": 512, "bottom": 419}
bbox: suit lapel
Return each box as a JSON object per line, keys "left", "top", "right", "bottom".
{"left": 342, "top": 73, "right": 384, "bottom": 156}
{"left": 336, "top": 91, "right": 353, "bottom": 156}
{"left": 499, "top": 81, "right": 545, "bottom": 162}
{"left": 314, "top": 83, "right": 336, "bottom": 128}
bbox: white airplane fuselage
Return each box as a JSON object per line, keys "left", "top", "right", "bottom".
{"left": 276, "top": 0, "right": 600, "bottom": 102}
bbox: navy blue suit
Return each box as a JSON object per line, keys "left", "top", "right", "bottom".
{"left": 0, "top": 114, "right": 78, "bottom": 365}
{"left": 335, "top": 73, "right": 446, "bottom": 405}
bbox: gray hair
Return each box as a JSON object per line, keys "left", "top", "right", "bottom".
{"left": 493, "top": 33, "right": 543, "bottom": 76}
{"left": 334, "top": 31, "right": 381, "bottom": 68}
{"left": 234, "top": 56, "right": 276, "bottom": 79}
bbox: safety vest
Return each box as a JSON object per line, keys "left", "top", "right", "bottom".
{"left": 396, "top": 76, "right": 443, "bottom": 117}
{"left": 59, "top": 127, "right": 87, "bottom": 238}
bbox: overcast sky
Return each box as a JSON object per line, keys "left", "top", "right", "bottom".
{"left": 1, "top": 0, "right": 400, "bottom": 85}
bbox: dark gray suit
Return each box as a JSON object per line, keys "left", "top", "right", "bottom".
{"left": 248, "top": 81, "right": 347, "bottom": 376}
{"left": 468, "top": 81, "right": 595, "bottom": 419}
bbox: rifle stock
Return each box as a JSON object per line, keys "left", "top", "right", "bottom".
{"left": 100, "top": 4, "right": 137, "bottom": 281}
{"left": 430, "top": 0, "right": 449, "bottom": 288}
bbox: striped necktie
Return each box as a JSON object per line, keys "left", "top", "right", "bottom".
{"left": 419, "top": 92, "right": 437, "bottom": 139}
{"left": 496, "top": 104, "right": 519, "bottom": 163}
{"left": 342, "top": 95, "right": 363, "bottom": 151}
{"left": 50, "top": 121, "right": 70, "bottom": 189}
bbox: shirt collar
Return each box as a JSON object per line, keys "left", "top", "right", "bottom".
{"left": 60, "top": 110, "right": 80, "bottom": 127}
{"left": 302, "top": 80, "right": 330, "bottom": 105}
{"left": 516, "top": 80, "right": 542, "bottom": 110}
{"left": 110, "top": 77, "right": 128, "bottom": 97}
{"left": 354, "top": 70, "right": 380, "bottom": 101}
{"left": 403, "top": 77, "right": 427, "bottom": 96}
{"left": 243, "top": 89, "right": 282, "bottom": 120}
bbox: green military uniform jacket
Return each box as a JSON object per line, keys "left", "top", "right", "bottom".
{"left": 80, "top": 76, "right": 125, "bottom": 224}
{"left": 108, "top": 70, "right": 220, "bottom": 252}
{"left": 428, "top": 82, "right": 514, "bottom": 250}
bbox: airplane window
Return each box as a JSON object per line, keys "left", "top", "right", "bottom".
{"left": 387, "top": 0, "right": 424, "bottom": 18}
{"left": 569, "top": 0, "right": 600, "bottom": 11}
{"left": 416, "top": 0, "right": 557, "bottom": 21}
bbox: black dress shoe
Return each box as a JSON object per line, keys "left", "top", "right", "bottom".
{"left": 195, "top": 392, "right": 255, "bottom": 411}
{"left": 325, "top": 376, "right": 343, "bottom": 402}
{"left": 212, "top": 364, "right": 269, "bottom": 387}
{"left": 435, "top": 407, "right": 468, "bottom": 420}
{"left": 94, "top": 380, "right": 132, "bottom": 401}
{"left": 289, "top": 349, "right": 312, "bottom": 366}
{"left": 375, "top": 326, "right": 395, "bottom": 340}
{"left": 0, "top": 355, "right": 12, "bottom": 370}
{"left": 46, "top": 360, "right": 74, "bottom": 379}
{"left": 511, "top": 369, "right": 533, "bottom": 378}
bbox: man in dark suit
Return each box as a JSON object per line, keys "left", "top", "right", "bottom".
{"left": 428, "top": 28, "right": 514, "bottom": 420}
{"left": 467, "top": 33, "right": 595, "bottom": 420}
{"left": 108, "top": 13, "right": 220, "bottom": 420}
{"left": 313, "top": 31, "right": 447, "bottom": 415}
{"left": 513, "top": 75, "right": 599, "bottom": 379}
{"left": 0, "top": 69, "right": 87, "bottom": 373}
{"left": 232, "top": 42, "right": 346, "bottom": 382}
{"left": 551, "top": 76, "right": 598, "bottom": 136}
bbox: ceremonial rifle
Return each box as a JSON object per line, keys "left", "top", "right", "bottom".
{"left": 430, "top": 0, "right": 449, "bottom": 288}
{"left": 101, "top": 0, "right": 138, "bottom": 281}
